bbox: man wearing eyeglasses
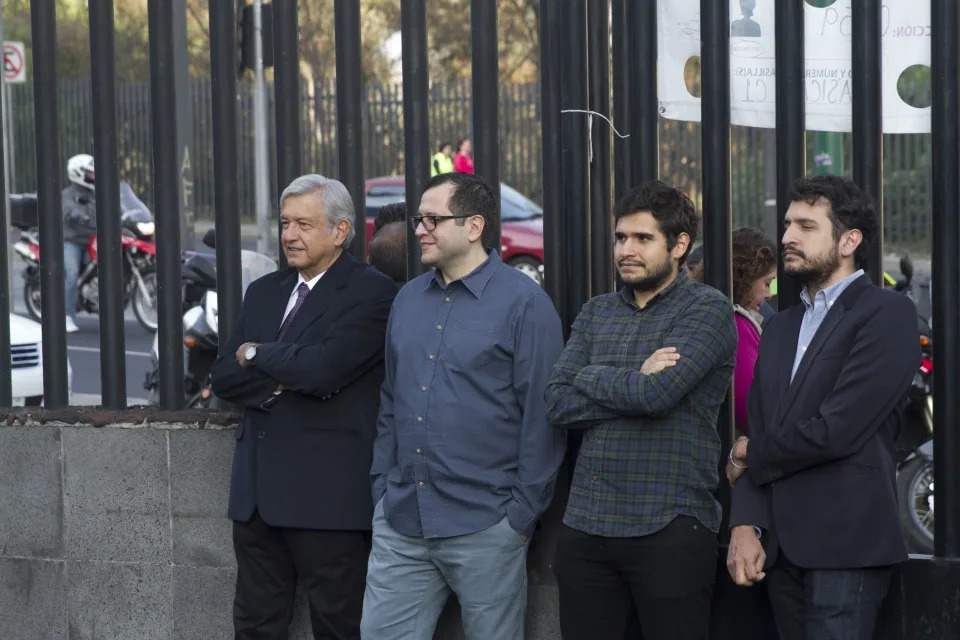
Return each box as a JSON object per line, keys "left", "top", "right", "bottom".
{"left": 361, "top": 172, "right": 566, "bottom": 640}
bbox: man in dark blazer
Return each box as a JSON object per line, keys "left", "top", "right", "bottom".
{"left": 726, "top": 175, "right": 919, "bottom": 640}
{"left": 211, "top": 174, "right": 397, "bottom": 640}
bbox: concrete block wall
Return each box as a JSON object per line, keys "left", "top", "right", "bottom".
{"left": 0, "top": 407, "right": 561, "bottom": 640}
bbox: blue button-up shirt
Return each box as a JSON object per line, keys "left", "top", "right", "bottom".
{"left": 792, "top": 269, "right": 865, "bottom": 380}
{"left": 371, "top": 251, "right": 566, "bottom": 538}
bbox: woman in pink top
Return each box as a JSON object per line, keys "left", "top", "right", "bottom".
{"left": 689, "top": 227, "right": 777, "bottom": 434}
{"left": 453, "top": 137, "right": 474, "bottom": 173}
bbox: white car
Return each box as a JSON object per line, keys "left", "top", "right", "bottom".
{"left": 9, "top": 313, "right": 72, "bottom": 406}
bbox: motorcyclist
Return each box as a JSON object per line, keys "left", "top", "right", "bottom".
{"left": 61, "top": 153, "right": 152, "bottom": 333}
{"left": 62, "top": 154, "right": 97, "bottom": 333}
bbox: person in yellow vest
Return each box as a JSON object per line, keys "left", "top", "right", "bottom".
{"left": 431, "top": 141, "right": 454, "bottom": 177}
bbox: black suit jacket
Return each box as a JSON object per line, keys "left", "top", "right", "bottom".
{"left": 211, "top": 251, "right": 397, "bottom": 530}
{"left": 730, "top": 275, "right": 919, "bottom": 569}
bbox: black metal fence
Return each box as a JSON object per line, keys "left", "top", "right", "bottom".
{"left": 5, "top": 77, "right": 933, "bottom": 249}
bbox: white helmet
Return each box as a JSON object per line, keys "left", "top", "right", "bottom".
{"left": 67, "top": 154, "right": 95, "bottom": 190}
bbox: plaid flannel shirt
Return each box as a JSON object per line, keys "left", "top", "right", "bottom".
{"left": 545, "top": 271, "right": 737, "bottom": 537}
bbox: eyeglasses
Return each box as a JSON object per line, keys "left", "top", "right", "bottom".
{"left": 409, "top": 214, "right": 475, "bottom": 232}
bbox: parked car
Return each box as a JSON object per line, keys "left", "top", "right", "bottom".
{"left": 8, "top": 313, "right": 73, "bottom": 406}
{"left": 364, "top": 176, "right": 545, "bottom": 285}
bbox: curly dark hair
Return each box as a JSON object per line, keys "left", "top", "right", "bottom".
{"left": 613, "top": 180, "right": 699, "bottom": 265}
{"left": 788, "top": 175, "right": 877, "bottom": 267}
{"left": 731, "top": 227, "right": 777, "bottom": 306}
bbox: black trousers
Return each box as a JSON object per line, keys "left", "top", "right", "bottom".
{"left": 766, "top": 553, "right": 892, "bottom": 640}
{"left": 554, "top": 516, "right": 718, "bottom": 640}
{"left": 233, "top": 511, "right": 370, "bottom": 640}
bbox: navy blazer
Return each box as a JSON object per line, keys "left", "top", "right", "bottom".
{"left": 730, "top": 275, "right": 919, "bottom": 569}
{"left": 211, "top": 251, "right": 397, "bottom": 530}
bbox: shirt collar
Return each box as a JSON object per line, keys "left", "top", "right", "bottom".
{"left": 618, "top": 269, "right": 689, "bottom": 309}
{"left": 296, "top": 269, "right": 326, "bottom": 291}
{"left": 800, "top": 269, "right": 864, "bottom": 311}
{"left": 424, "top": 250, "right": 501, "bottom": 298}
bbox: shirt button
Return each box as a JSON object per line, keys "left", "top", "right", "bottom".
{"left": 592, "top": 475, "right": 599, "bottom": 481}
{"left": 635, "top": 311, "right": 642, "bottom": 317}
{"left": 421, "top": 385, "right": 428, "bottom": 391}
{"left": 436, "top": 324, "right": 443, "bottom": 330}
{"left": 258, "top": 431, "right": 265, "bottom": 439}
{"left": 417, "top": 416, "right": 423, "bottom": 422}
{"left": 596, "top": 439, "right": 602, "bottom": 444}
{"left": 416, "top": 448, "right": 422, "bottom": 454}
{"left": 445, "top": 297, "right": 451, "bottom": 302}
{"left": 428, "top": 354, "right": 435, "bottom": 360}
{"left": 418, "top": 481, "right": 425, "bottom": 487}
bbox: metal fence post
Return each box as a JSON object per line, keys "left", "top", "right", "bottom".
{"left": 30, "top": 0, "right": 69, "bottom": 407}
{"left": 627, "top": 0, "right": 658, "bottom": 184}
{"left": 931, "top": 0, "right": 960, "bottom": 560}
{"left": 852, "top": 0, "right": 883, "bottom": 285}
{"left": 335, "top": 0, "right": 366, "bottom": 263}
{"left": 273, "top": 0, "right": 301, "bottom": 268}
{"left": 774, "top": 0, "right": 805, "bottom": 309}
{"left": 209, "top": 0, "right": 242, "bottom": 347}
{"left": 472, "top": 0, "right": 501, "bottom": 254}
{"left": 89, "top": 0, "right": 127, "bottom": 408}
{"left": 400, "top": 0, "right": 429, "bottom": 279}
{"left": 148, "top": 0, "right": 185, "bottom": 409}
{"left": 540, "top": 0, "right": 565, "bottom": 326}
{"left": 588, "top": 0, "right": 613, "bottom": 295}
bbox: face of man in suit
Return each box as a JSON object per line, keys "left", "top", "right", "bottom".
{"left": 782, "top": 199, "right": 862, "bottom": 291}
{"left": 614, "top": 210, "right": 691, "bottom": 294}
{"left": 280, "top": 192, "right": 351, "bottom": 280}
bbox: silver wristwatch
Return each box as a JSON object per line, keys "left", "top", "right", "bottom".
{"left": 244, "top": 344, "right": 258, "bottom": 363}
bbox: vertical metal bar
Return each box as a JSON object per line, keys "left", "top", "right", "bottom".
{"left": 611, "top": 0, "right": 630, "bottom": 202}
{"left": 540, "top": 0, "right": 565, "bottom": 321}
{"left": 209, "top": 0, "right": 242, "bottom": 349}
{"left": 335, "top": 0, "right": 366, "bottom": 262}
{"left": 774, "top": 0, "right": 805, "bottom": 308}
{"left": 851, "top": 0, "right": 883, "bottom": 284}
{"left": 560, "top": 0, "right": 590, "bottom": 329}
{"left": 931, "top": 0, "right": 960, "bottom": 560}
{"left": 471, "top": 0, "right": 502, "bottom": 254}
{"left": 31, "top": 0, "right": 69, "bottom": 407}
{"left": 89, "top": 0, "right": 126, "bottom": 408}
{"left": 148, "top": 0, "right": 185, "bottom": 409}
{"left": 701, "top": 0, "right": 732, "bottom": 534}
{"left": 401, "top": 0, "right": 429, "bottom": 279}
{"left": 0, "top": 20, "right": 9, "bottom": 406}
{"left": 588, "top": 0, "right": 612, "bottom": 295}
{"left": 273, "top": 0, "right": 300, "bottom": 268}
{"left": 253, "top": 0, "right": 272, "bottom": 256}
{"left": 627, "top": 0, "right": 658, "bottom": 183}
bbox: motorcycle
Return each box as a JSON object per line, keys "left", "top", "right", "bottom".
{"left": 11, "top": 190, "right": 159, "bottom": 332}
{"left": 144, "top": 229, "right": 276, "bottom": 407}
{"left": 892, "top": 255, "right": 935, "bottom": 554}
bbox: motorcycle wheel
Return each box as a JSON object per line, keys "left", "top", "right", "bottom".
{"left": 23, "top": 278, "right": 42, "bottom": 322}
{"left": 897, "top": 457, "right": 935, "bottom": 554}
{"left": 133, "top": 270, "right": 159, "bottom": 332}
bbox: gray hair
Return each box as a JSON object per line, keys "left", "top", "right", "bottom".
{"left": 280, "top": 174, "right": 356, "bottom": 247}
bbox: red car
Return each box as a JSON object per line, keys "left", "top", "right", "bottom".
{"left": 364, "top": 176, "right": 544, "bottom": 285}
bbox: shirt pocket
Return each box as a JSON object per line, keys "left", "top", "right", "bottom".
{"left": 444, "top": 318, "right": 498, "bottom": 369}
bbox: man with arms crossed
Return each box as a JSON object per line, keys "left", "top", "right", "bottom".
{"left": 362, "top": 172, "right": 565, "bottom": 640}
{"left": 211, "top": 175, "right": 397, "bottom": 639}
{"left": 727, "top": 175, "right": 919, "bottom": 640}
{"left": 545, "top": 180, "right": 738, "bottom": 640}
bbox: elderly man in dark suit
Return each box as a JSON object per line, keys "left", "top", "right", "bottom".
{"left": 211, "top": 174, "right": 397, "bottom": 640}
{"left": 726, "top": 176, "right": 919, "bottom": 640}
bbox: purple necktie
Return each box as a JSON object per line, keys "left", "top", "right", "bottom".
{"left": 277, "top": 282, "right": 310, "bottom": 342}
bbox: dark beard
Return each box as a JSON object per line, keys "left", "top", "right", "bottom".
{"left": 620, "top": 256, "right": 675, "bottom": 293}
{"left": 783, "top": 246, "right": 840, "bottom": 291}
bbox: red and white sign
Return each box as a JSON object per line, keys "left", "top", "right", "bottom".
{"left": 3, "top": 41, "right": 26, "bottom": 84}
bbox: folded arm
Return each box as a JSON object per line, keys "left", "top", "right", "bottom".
{"left": 573, "top": 296, "right": 737, "bottom": 417}
{"left": 251, "top": 278, "right": 396, "bottom": 398}
{"left": 544, "top": 300, "right": 621, "bottom": 428}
